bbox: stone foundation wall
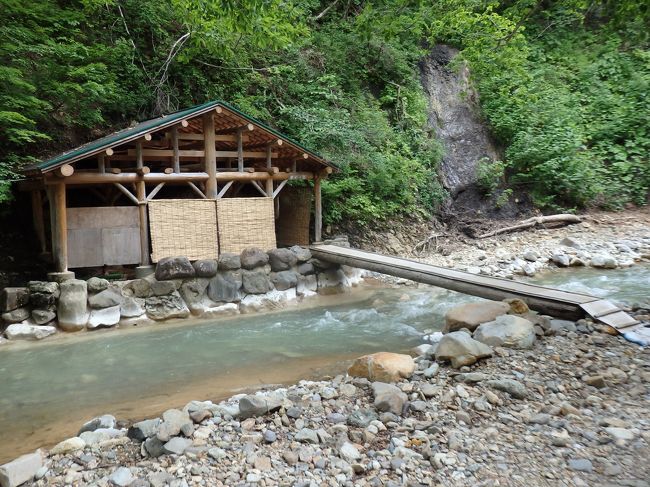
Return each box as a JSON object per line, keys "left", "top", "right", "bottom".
{"left": 0, "top": 246, "right": 363, "bottom": 343}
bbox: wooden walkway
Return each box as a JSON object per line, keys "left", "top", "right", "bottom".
{"left": 310, "top": 244, "right": 640, "bottom": 331}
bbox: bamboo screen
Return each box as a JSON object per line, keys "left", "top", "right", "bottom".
{"left": 148, "top": 199, "right": 219, "bottom": 262}
{"left": 216, "top": 197, "right": 276, "bottom": 254}
{"left": 276, "top": 186, "right": 311, "bottom": 246}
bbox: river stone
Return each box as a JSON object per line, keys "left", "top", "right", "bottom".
{"left": 29, "top": 292, "right": 56, "bottom": 309}
{"left": 1, "top": 287, "right": 29, "bottom": 312}
{"left": 87, "top": 277, "right": 109, "bottom": 293}
{"left": 150, "top": 280, "right": 176, "bottom": 296}
{"left": 120, "top": 297, "right": 145, "bottom": 318}
{"left": 1, "top": 307, "right": 30, "bottom": 324}
{"left": 474, "top": 315, "right": 536, "bottom": 349}
{"left": 591, "top": 254, "right": 618, "bottom": 269}
{"left": 0, "top": 452, "right": 43, "bottom": 487}
{"left": 218, "top": 253, "right": 241, "bottom": 270}
{"left": 50, "top": 436, "right": 86, "bottom": 454}
{"left": 372, "top": 382, "right": 407, "bottom": 415}
{"left": 108, "top": 467, "right": 133, "bottom": 487}
{"left": 435, "top": 331, "right": 493, "bottom": 368}
{"left": 240, "top": 248, "right": 269, "bottom": 270}
{"left": 551, "top": 253, "right": 570, "bottom": 267}
{"left": 124, "top": 279, "right": 152, "bottom": 298}
{"left": 443, "top": 301, "right": 510, "bottom": 333}
{"left": 560, "top": 236, "right": 582, "bottom": 248}
{"left": 88, "top": 288, "right": 123, "bottom": 309}
{"left": 522, "top": 250, "right": 540, "bottom": 262}
{"left": 348, "top": 352, "right": 416, "bottom": 382}
{"left": 208, "top": 271, "right": 242, "bottom": 302}
{"left": 296, "top": 262, "right": 315, "bottom": 276}
{"left": 202, "top": 302, "right": 239, "bottom": 318}
{"left": 193, "top": 259, "right": 218, "bottom": 277}
{"left": 270, "top": 270, "right": 298, "bottom": 291}
{"left": 56, "top": 279, "right": 88, "bottom": 331}
{"left": 4, "top": 323, "right": 56, "bottom": 340}
{"left": 127, "top": 418, "right": 162, "bottom": 441}
{"left": 485, "top": 379, "right": 527, "bottom": 399}
{"left": 290, "top": 245, "right": 312, "bottom": 263}
{"left": 242, "top": 270, "right": 272, "bottom": 294}
{"left": 297, "top": 275, "right": 318, "bottom": 296}
{"left": 87, "top": 305, "right": 121, "bottom": 329}
{"left": 145, "top": 292, "right": 190, "bottom": 321}
{"left": 28, "top": 281, "right": 59, "bottom": 296}
{"left": 179, "top": 278, "right": 210, "bottom": 314}
{"left": 79, "top": 428, "right": 122, "bottom": 446}
{"left": 295, "top": 428, "right": 319, "bottom": 444}
{"left": 238, "top": 395, "right": 282, "bottom": 418}
{"left": 155, "top": 256, "right": 195, "bottom": 280}
{"left": 78, "top": 414, "right": 116, "bottom": 435}
{"left": 157, "top": 409, "right": 192, "bottom": 442}
{"left": 347, "top": 409, "right": 378, "bottom": 428}
{"left": 268, "top": 248, "right": 298, "bottom": 271}
{"left": 144, "top": 437, "right": 166, "bottom": 458}
{"left": 31, "top": 308, "right": 56, "bottom": 325}
{"left": 339, "top": 442, "right": 361, "bottom": 462}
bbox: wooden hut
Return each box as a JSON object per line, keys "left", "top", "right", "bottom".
{"left": 20, "top": 101, "right": 337, "bottom": 280}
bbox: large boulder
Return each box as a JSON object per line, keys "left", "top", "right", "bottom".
{"left": 87, "top": 306, "right": 121, "bottom": 329}
{"left": 155, "top": 257, "right": 195, "bottom": 280}
{"left": 145, "top": 292, "right": 190, "bottom": 321}
{"left": 348, "top": 352, "right": 415, "bottom": 382}
{"left": 270, "top": 271, "right": 298, "bottom": 291}
{"left": 435, "top": 331, "right": 493, "bottom": 368}
{"left": 5, "top": 323, "right": 56, "bottom": 340}
{"left": 372, "top": 382, "right": 407, "bottom": 415}
{"left": 240, "top": 248, "right": 269, "bottom": 270}
{"left": 193, "top": 260, "right": 218, "bottom": 278}
{"left": 1, "top": 307, "right": 30, "bottom": 324}
{"left": 473, "top": 315, "right": 536, "bottom": 349}
{"left": 0, "top": 452, "right": 43, "bottom": 487}
{"left": 0, "top": 287, "right": 29, "bottom": 313}
{"left": 290, "top": 246, "right": 312, "bottom": 263}
{"left": 591, "top": 254, "right": 618, "bottom": 269}
{"left": 57, "top": 279, "right": 89, "bottom": 331}
{"left": 443, "top": 301, "right": 509, "bottom": 333}
{"left": 88, "top": 288, "right": 123, "bottom": 309}
{"left": 218, "top": 253, "right": 241, "bottom": 270}
{"left": 207, "top": 271, "right": 242, "bottom": 302}
{"left": 179, "top": 278, "right": 210, "bottom": 315}
{"left": 242, "top": 270, "right": 272, "bottom": 294}
{"left": 268, "top": 248, "right": 298, "bottom": 272}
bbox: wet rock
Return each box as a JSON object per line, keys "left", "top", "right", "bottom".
{"left": 163, "top": 437, "right": 192, "bottom": 455}
{"left": 268, "top": 248, "right": 298, "bottom": 271}
{"left": 127, "top": 419, "right": 162, "bottom": 441}
{"left": 0, "top": 452, "right": 43, "bottom": 487}
{"left": 372, "top": 382, "right": 407, "bottom": 415}
{"left": 348, "top": 352, "right": 416, "bottom": 382}
{"left": 1, "top": 307, "right": 30, "bottom": 324}
{"left": 551, "top": 254, "right": 570, "bottom": 267}
{"left": 178, "top": 278, "right": 210, "bottom": 315}
{"left": 78, "top": 414, "right": 116, "bottom": 435}
{"left": 590, "top": 254, "right": 617, "bottom": 269}
{"left": 241, "top": 270, "right": 272, "bottom": 294}
{"left": 145, "top": 292, "right": 190, "bottom": 321}
{"left": 435, "top": 331, "right": 493, "bottom": 368}
{"left": 193, "top": 259, "right": 218, "bottom": 277}
{"left": 50, "top": 436, "right": 86, "bottom": 454}
{"left": 57, "top": 279, "right": 88, "bottom": 331}
{"left": 270, "top": 270, "right": 298, "bottom": 291}
{"left": 207, "top": 271, "right": 242, "bottom": 302}
{"left": 155, "top": 256, "right": 195, "bottom": 280}
{"left": 87, "top": 305, "right": 121, "bottom": 329}
{"left": 0, "top": 287, "right": 30, "bottom": 313}
{"left": 109, "top": 467, "right": 133, "bottom": 486}
{"left": 240, "top": 248, "right": 269, "bottom": 270}
{"left": 443, "top": 301, "right": 510, "bottom": 333}
{"left": 87, "top": 277, "right": 109, "bottom": 293}
{"left": 202, "top": 302, "right": 239, "bottom": 318}
{"left": 473, "top": 315, "right": 536, "bottom": 349}
{"left": 239, "top": 289, "right": 295, "bottom": 313}
{"left": 290, "top": 246, "right": 312, "bottom": 262}
{"left": 5, "top": 323, "right": 56, "bottom": 340}
{"left": 296, "top": 275, "right": 318, "bottom": 296}
{"left": 485, "top": 379, "right": 527, "bottom": 399}
{"left": 31, "top": 308, "right": 56, "bottom": 325}
{"left": 238, "top": 395, "right": 282, "bottom": 418}
{"left": 120, "top": 297, "right": 145, "bottom": 318}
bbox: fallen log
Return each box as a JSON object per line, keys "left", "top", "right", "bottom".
{"left": 477, "top": 214, "right": 582, "bottom": 239}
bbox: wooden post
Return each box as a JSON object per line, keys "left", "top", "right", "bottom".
{"left": 171, "top": 126, "right": 180, "bottom": 173}
{"left": 137, "top": 180, "right": 150, "bottom": 265}
{"left": 203, "top": 112, "right": 217, "bottom": 198}
{"left": 51, "top": 183, "right": 68, "bottom": 272}
{"left": 237, "top": 128, "right": 244, "bottom": 172}
{"left": 136, "top": 140, "right": 143, "bottom": 169}
{"left": 314, "top": 176, "right": 322, "bottom": 242}
{"left": 98, "top": 155, "right": 105, "bottom": 174}
{"left": 31, "top": 190, "right": 47, "bottom": 254}
{"left": 265, "top": 145, "right": 273, "bottom": 197}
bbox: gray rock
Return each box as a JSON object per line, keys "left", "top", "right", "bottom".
{"left": 120, "top": 297, "right": 145, "bottom": 318}
{"left": 155, "top": 256, "right": 195, "bottom": 280}
{"left": 295, "top": 428, "right": 319, "bottom": 444}
{"left": 453, "top": 372, "right": 489, "bottom": 383}
{"left": 522, "top": 250, "right": 540, "bottom": 262}
{"left": 193, "top": 259, "right": 218, "bottom": 277}
{"left": 0, "top": 287, "right": 29, "bottom": 313}
{"left": 591, "top": 254, "right": 617, "bottom": 269}
{"left": 485, "top": 379, "right": 527, "bottom": 399}
{"left": 156, "top": 409, "right": 192, "bottom": 442}
{"left": 87, "top": 306, "right": 121, "bottom": 329}
{"left": 296, "top": 262, "right": 315, "bottom": 276}
{"left": 163, "top": 437, "right": 192, "bottom": 455}
{"left": 339, "top": 442, "right": 361, "bottom": 462}
{"left": 286, "top": 406, "right": 302, "bottom": 418}
{"left": 423, "top": 363, "right": 439, "bottom": 378}
{"left": 242, "top": 270, "right": 272, "bottom": 294}
{"left": 31, "top": 308, "right": 56, "bottom": 325}
{"left": 218, "top": 253, "right": 241, "bottom": 270}
{"left": 240, "top": 248, "right": 269, "bottom": 270}
{"left": 1, "top": 307, "right": 30, "bottom": 324}
{"left": 144, "top": 436, "right": 166, "bottom": 457}
{"left": 207, "top": 271, "right": 242, "bottom": 302}
{"left": 568, "top": 458, "right": 593, "bottom": 473}
{"left": 435, "top": 331, "right": 493, "bottom": 368}
{"left": 178, "top": 278, "right": 210, "bottom": 314}
{"left": 549, "top": 319, "right": 577, "bottom": 333}
{"left": 443, "top": 301, "right": 510, "bottom": 333}
{"left": 290, "top": 246, "right": 312, "bottom": 262}
{"left": 296, "top": 275, "right": 318, "bottom": 295}
{"left": 327, "top": 413, "right": 347, "bottom": 424}
{"left": 270, "top": 271, "right": 298, "bottom": 291}
{"left": 238, "top": 395, "right": 282, "bottom": 418}
{"left": 0, "top": 452, "right": 43, "bottom": 487}
{"left": 263, "top": 430, "right": 277, "bottom": 443}
{"left": 109, "top": 467, "right": 133, "bottom": 487}
{"left": 372, "top": 382, "right": 407, "bottom": 415}
{"left": 127, "top": 418, "right": 161, "bottom": 441}
{"left": 28, "top": 281, "right": 59, "bottom": 296}
{"left": 150, "top": 280, "right": 176, "bottom": 296}
{"left": 148, "top": 471, "right": 175, "bottom": 487}
{"left": 124, "top": 279, "right": 152, "bottom": 298}
{"left": 473, "top": 315, "right": 536, "bottom": 349}
{"left": 88, "top": 287, "right": 123, "bottom": 309}
{"left": 560, "top": 236, "right": 582, "bottom": 249}
{"left": 28, "top": 292, "right": 55, "bottom": 309}
{"left": 551, "top": 254, "right": 570, "bottom": 267}
{"left": 78, "top": 414, "right": 116, "bottom": 435}
{"left": 87, "top": 277, "right": 109, "bottom": 293}
{"left": 5, "top": 323, "right": 56, "bottom": 340}
{"left": 145, "top": 292, "right": 190, "bottom": 321}
{"left": 268, "top": 248, "right": 298, "bottom": 271}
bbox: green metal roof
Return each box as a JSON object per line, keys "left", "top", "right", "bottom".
{"left": 28, "top": 100, "right": 336, "bottom": 175}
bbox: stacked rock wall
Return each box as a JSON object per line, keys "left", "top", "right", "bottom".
{"left": 0, "top": 246, "right": 362, "bottom": 343}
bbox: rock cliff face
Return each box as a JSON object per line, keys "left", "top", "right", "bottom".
{"left": 420, "top": 45, "right": 502, "bottom": 214}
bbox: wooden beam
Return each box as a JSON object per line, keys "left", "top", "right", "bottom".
{"left": 136, "top": 181, "right": 150, "bottom": 265}
{"left": 272, "top": 180, "right": 288, "bottom": 199}
{"left": 54, "top": 164, "right": 74, "bottom": 178}
{"left": 265, "top": 145, "right": 273, "bottom": 196}
{"left": 127, "top": 149, "right": 206, "bottom": 158}
{"left": 250, "top": 180, "right": 268, "bottom": 197}
{"left": 171, "top": 126, "right": 180, "bottom": 173}
{"left": 215, "top": 151, "right": 279, "bottom": 158}
{"left": 215, "top": 123, "right": 254, "bottom": 135}
{"left": 314, "top": 176, "right": 322, "bottom": 242}
{"left": 136, "top": 141, "right": 143, "bottom": 169}
{"left": 114, "top": 183, "right": 140, "bottom": 205}
{"left": 175, "top": 132, "right": 250, "bottom": 142}
{"left": 146, "top": 183, "right": 165, "bottom": 201}
{"left": 217, "top": 181, "right": 233, "bottom": 199}
{"left": 51, "top": 183, "right": 68, "bottom": 272}
{"left": 31, "top": 190, "right": 47, "bottom": 254}
{"left": 188, "top": 181, "right": 207, "bottom": 199}
{"left": 137, "top": 166, "right": 151, "bottom": 176}
{"left": 46, "top": 171, "right": 315, "bottom": 185}
{"left": 98, "top": 155, "right": 105, "bottom": 174}
{"left": 105, "top": 148, "right": 114, "bottom": 156}
{"left": 203, "top": 112, "right": 217, "bottom": 199}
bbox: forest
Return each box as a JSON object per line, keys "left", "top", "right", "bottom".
{"left": 1, "top": 0, "right": 648, "bottom": 224}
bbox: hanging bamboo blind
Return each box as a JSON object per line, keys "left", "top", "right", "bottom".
{"left": 216, "top": 197, "right": 276, "bottom": 254}
{"left": 149, "top": 199, "right": 218, "bottom": 262}
{"left": 276, "top": 186, "right": 312, "bottom": 246}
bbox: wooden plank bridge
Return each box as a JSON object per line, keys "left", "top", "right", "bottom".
{"left": 310, "top": 244, "right": 640, "bottom": 332}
